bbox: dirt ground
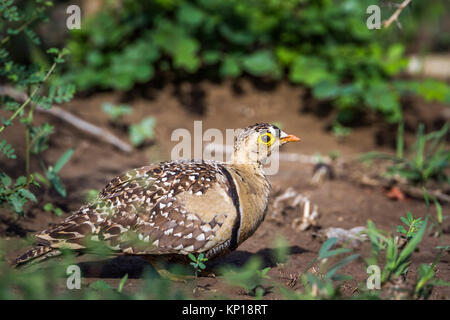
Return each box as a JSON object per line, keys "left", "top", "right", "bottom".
{"left": 1, "top": 79, "right": 449, "bottom": 299}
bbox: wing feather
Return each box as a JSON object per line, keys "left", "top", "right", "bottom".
{"left": 35, "top": 161, "right": 237, "bottom": 256}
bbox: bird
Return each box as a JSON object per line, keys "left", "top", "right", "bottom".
{"left": 13, "top": 123, "right": 300, "bottom": 279}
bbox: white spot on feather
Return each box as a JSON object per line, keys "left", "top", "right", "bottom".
{"left": 196, "top": 234, "right": 205, "bottom": 241}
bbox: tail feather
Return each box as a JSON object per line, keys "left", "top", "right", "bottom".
{"left": 13, "top": 246, "right": 61, "bottom": 268}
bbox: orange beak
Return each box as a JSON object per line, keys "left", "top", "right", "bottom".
{"left": 281, "top": 134, "right": 301, "bottom": 144}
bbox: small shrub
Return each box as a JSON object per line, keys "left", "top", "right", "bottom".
{"left": 0, "top": 1, "right": 75, "bottom": 216}
{"left": 129, "top": 117, "right": 156, "bottom": 147}
{"left": 360, "top": 122, "right": 450, "bottom": 185}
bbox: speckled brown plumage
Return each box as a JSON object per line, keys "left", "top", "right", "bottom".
{"left": 14, "top": 123, "right": 300, "bottom": 268}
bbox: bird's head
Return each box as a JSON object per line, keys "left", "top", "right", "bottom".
{"left": 232, "top": 123, "right": 300, "bottom": 165}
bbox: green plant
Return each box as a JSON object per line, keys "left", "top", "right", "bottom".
{"left": 279, "top": 189, "right": 448, "bottom": 300}
{"left": 43, "top": 202, "right": 63, "bottom": 217}
{"left": 64, "top": 0, "right": 450, "bottom": 125}
{"left": 414, "top": 256, "right": 450, "bottom": 299}
{"left": 222, "top": 257, "right": 271, "bottom": 298}
{"left": 89, "top": 273, "right": 129, "bottom": 295}
{"left": 366, "top": 216, "right": 428, "bottom": 285}
{"left": 331, "top": 121, "right": 351, "bottom": 140}
{"left": 29, "top": 123, "right": 54, "bottom": 154}
{"left": 35, "top": 149, "right": 74, "bottom": 197}
{"left": 397, "top": 212, "right": 425, "bottom": 241}
{"left": 0, "top": 139, "right": 16, "bottom": 159}
{"left": 129, "top": 116, "right": 156, "bottom": 147}
{"left": 84, "top": 189, "right": 100, "bottom": 203}
{"left": 188, "top": 253, "right": 208, "bottom": 277}
{"left": 0, "top": 1, "right": 75, "bottom": 216}
{"left": 0, "top": 174, "right": 38, "bottom": 214}
{"left": 361, "top": 122, "right": 450, "bottom": 184}
{"left": 101, "top": 103, "right": 133, "bottom": 122}
{"left": 280, "top": 238, "right": 359, "bottom": 300}
{"left": 272, "top": 235, "right": 289, "bottom": 266}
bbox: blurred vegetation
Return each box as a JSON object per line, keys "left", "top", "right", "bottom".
{"left": 0, "top": 245, "right": 189, "bottom": 299}
{"left": 0, "top": 0, "right": 74, "bottom": 215}
{"left": 1, "top": 198, "right": 447, "bottom": 300}
{"left": 62, "top": 0, "right": 450, "bottom": 126}
{"left": 361, "top": 122, "right": 449, "bottom": 185}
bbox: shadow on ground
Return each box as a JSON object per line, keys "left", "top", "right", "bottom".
{"left": 77, "top": 245, "right": 308, "bottom": 279}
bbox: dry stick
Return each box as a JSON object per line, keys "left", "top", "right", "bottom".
{"left": 0, "top": 86, "right": 133, "bottom": 153}
{"left": 383, "top": 0, "right": 412, "bottom": 29}
{"left": 346, "top": 167, "right": 450, "bottom": 204}
{"left": 37, "top": 106, "right": 133, "bottom": 153}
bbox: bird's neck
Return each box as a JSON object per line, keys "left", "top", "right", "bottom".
{"left": 230, "top": 148, "right": 266, "bottom": 168}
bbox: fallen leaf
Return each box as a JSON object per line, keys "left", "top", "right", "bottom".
{"left": 386, "top": 186, "right": 405, "bottom": 201}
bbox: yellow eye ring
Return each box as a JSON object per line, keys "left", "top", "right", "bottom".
{"left": 258, "top": 132, "right": 273, "bottom": 146}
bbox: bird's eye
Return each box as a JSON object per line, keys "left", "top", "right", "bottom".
{"left": 258, "top": 132, "right": 273, "bottom": 145}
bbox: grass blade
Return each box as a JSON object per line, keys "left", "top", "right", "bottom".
{"left": 396, "top": 122, "right": 404, "bottom": 158}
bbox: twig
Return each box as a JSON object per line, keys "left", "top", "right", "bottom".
{"left": 37, "top": 106, "right": 133, "bottom": 153}
{"left": 350, "top": 172, "right": 450, "bottom": 204}
{"left": 383, "top": 0, "right": 412, "bottom": 29}
{"left": 0, "top": 86, "right": 133, "bottom": 153}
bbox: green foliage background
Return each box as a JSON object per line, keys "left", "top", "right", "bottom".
{"left": 64, "top": 0, "right": 450, "bottom": 124}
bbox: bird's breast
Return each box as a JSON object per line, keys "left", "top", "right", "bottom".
{"left": 227, "top": 165, "right": 271, "bottom": 246}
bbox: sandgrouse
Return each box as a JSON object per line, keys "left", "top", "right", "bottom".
{"left": 14, "top": 123, "right": 300, "bottom": 277}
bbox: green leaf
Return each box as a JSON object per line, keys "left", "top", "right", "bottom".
{"left": 89, "top": 280, "right": 113, "bottom": 291}
{"left": 9, "top": 193, "right": 25, "bottom": 213}
{"left": 177, "top": 3, "right": 205, "bottom": 29}
{"left": 43, "top": 203, "right": 53, "bottom": 211}
{"left": 188, "top": 253, "right": 196, "bottom": 262}
{"left": 319, "top": 238, "right": 352, "bottom": 259}
{"left": 220, "top": 55, "right": 241, "bottom": 78}
{"left": 397, "top": 226, "right": 407, "bottom": 234}
{"left": 15, "top": 176, "right": 27, "bottom": 186}
{"left": 53, "top": 149, "right": 74, "bottom": 173}
{"left": 0, "top": 139, "right": 16, "bottom": 159}
{"left": 203, "top": 51, "right": 221, "bottom": 65}
{"left": 152, "top": 18, "right": 199, "bottom": 72}
{"left": 18, "top": 189, "right": 37, "bottom": 202}
{"left": 319, "top": 238, "right": 338, "bottom": 258}
{"left": 396, "top": 122, "right": 404, "bottom": 159}
{"left": 289, "top": 56, "right": 332, "bottom": 86}
{"left": 129, "top": 117, "right": 156, "bottom": 147}
{"left": 325, "top": 254, "right": 359, "bottom": 280}
{"left": 117, "top": 273, "right": 128, "bottom": 293}
{"left": 242, "top": 50, "right": 281, "bottom": 78}
{"left": 48, "top": 173, "right": 67, "bottom": 197}
{"left": 101, "top": 103, "right": 133, "bottom": 121}
{"left": 0, "top": 173, "right": 12, "bottom": 187}
{"left": 219, "top": 24, "right": 254, "bottom": 46}
{"left": 397, "top": 216, "right": 428, "bottom": 269}
{"left": 313, "top": 81, "right": 340, "bottom": 99}
{"left": 434, "top": 199, "right": 443, "bottom": 224}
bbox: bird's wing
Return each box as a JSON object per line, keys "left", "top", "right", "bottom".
{"left": 35, "top": 161, "right": 239, "bottom": 257}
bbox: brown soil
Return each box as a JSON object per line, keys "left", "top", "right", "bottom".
{"left": 1, "top": 80, "right": 449, "bottom": 299}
